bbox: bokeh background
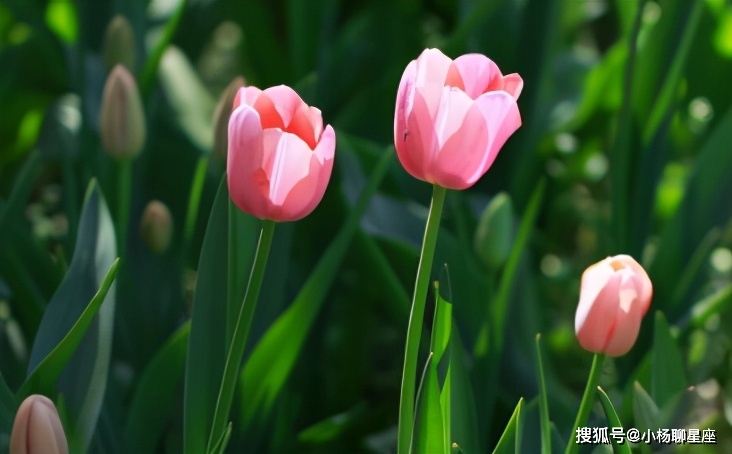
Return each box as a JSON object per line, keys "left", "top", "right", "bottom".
{"left": 2, "top": 0, "right": 732, "bottom": 452}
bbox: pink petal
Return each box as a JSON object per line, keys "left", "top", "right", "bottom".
{"left": 395, "top": 60, "right": 417, "bottom": 142}
{"left": 430, "top": 97, "right": 489, "bottom": 190}
{"left": 233, "top": 86, "right": 263, "bottom": 109}
{"left": 472, "top": 90, "right": 522, "bottom": 174}
{"left": 613, "top": 255, "right": 653, "bottom": 315}
{"left": 396, "top": 88, "right": 440, "bottom": 183}
{"left": 287, "top": 102, "right": 318, "bottom": 149}
{"left": 262, "top": 85, "right": 307, "bottom": 128}
{"left": 313, "top": 124, "right": 336, "bottom": 164}
{"left": 575, "top": 270, "right": 625, "bottom": 353}
{"left": 252, "top": 92, "right": 285, "bottom": 130}
{"left": 227, "top": 105, "right": 268, "bottom": 218}
{"left": 433, "top": 86, "right": 474, "bottom": 149}
{"left": 261, "top": 129, "right": 313, "bottom": 207}
{"left": 452, "top": 54, "right": 502, "bottom": 99}
{"left": 414, "top": 48, "right": 453, "bottom": 89}
{"left": 279, "top": 148, "right": 334, "bottom": 221}
{"left": 502, "top": 73, "right": 524, "bottom": 100}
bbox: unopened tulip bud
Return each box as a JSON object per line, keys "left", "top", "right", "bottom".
{"left": 474, "top": 192, "right": 514, "bottom": 269}
{"left": 575, "top": 255, "right": 653, "bottom": 357}
{"left": 100, "top": 65, "right": 146, "bottom": 160}
{"left": 10, "top": 394, "right": 68, "bottom": 454}
{"left": 140, "top": 200, "right": 173, "bottom": 254}
{"left": 102, "top": 15, "right": 136, "bottom": 71}
{"left": 213, "top": 76, "right": 245, "bottom": 160}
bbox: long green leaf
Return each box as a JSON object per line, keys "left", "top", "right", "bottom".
{"left": 21, "top": 181, "right": 117, "bottom": 450}
{"left": 535, "top": 334, "right": 551, "bottom": 454}
{"left": 651, "top": 312, "right": 686, "bottom": 407}
{"left": 125, "top": 321, "right": 190, "bottom": 453}
{"left": 596, "top": 387, "right": 632, "bottom": 454}
{"left": 183, "top": 178, "right": 235, "bottom": 454}
{"left": 17, "top": 258, "right": 119, "bottom": 400}
{"left": 412, "top": 353, "right": 447, "bottom": 454}
{"left": 239, "top": 148, "right": 393, "bottom": 424}
{"left": 492, "top": 398, "right": 523, "bottom": 454}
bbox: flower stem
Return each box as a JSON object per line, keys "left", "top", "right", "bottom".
{"left": 207, "top": 219, "right": 276, "bottom": 453}
{"left": 397, "top": 184, "right": 447, "bottom": 454}
{"left": 565, "top": 353, "right": 606, "bottom": 454}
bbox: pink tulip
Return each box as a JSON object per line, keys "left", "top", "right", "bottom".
{"left": 575, "top": 255, "right": 653, "bottom": 357}
{"left": 394, "top": 48, "right": 523, "bottom": 190}
{"left": 227, "top": 85, "right": 335, "bottom": 222}
{"left": 10, "top": 395, "right": 68, "bottom": 454}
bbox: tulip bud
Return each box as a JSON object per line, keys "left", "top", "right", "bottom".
{"left": 10, "top": 395, "right": 68, "bottom": 454}
{"left": 140, "top": 200, "right": 173, "bottom": 254}
{"left": 212, "top": 76, "right": 245, "bottom": 160}
{"left": 473, "top": 192, "right": 514, "bottom": 269}
{"left": 99, "top": 65, "right": 146, "bottom": 160}
{"left": 575, "top": 255, "right": 653, "bottom": 357}
{"left": 102, "top": 15, "right": 136, "bottom": 72}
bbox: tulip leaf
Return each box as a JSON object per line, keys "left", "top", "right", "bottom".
{"left": 534, "top": 334, "right": 551, "bottom": 454}
{"left": 597, "top": 386, "right": 632, "bottom": 454}
{"left": 19, "top": 181, "right": 118, "bottom": 449}
{"left": 448, "top": 331, "right": 481, "bottom": 454}
{"left": 184, "top": 177, "right": 236, "bottom": 454}
{"left": 125, "top": 321, "right": 190, "bottom": 453}
{"left": 651, "top": 312, "right": 686, "bottom": 407}
{"left": 492, "top": 397, "right": 523, "bottom": 454}
{"left": 431, "top": 283, "right": 452, "bottom": 447}
{"left": 688, "top": 283, "right": 732, "bottom": 330}
{"left": 632, "top": 381, "right": 659, "bottom": 435}
{"left": 650, "top": 105, "right": 732, "bottom": 317}
{"left": 430, "top": 282, "right": 452, "bottom": 365}
{"left": 239, "top": 147, "right": 393, "bottom": 425}
{"left": 412, "top": 352, "right": 447, "bottom": 454}
{"left": 297, "top": 402, "right": 367, "bottom": 444}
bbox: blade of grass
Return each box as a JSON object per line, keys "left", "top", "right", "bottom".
{"left": 535, "top": 334, "right": 551, "bottom": 454}
{"left": 596, "top": 387, "right": 632, "bottom": 454}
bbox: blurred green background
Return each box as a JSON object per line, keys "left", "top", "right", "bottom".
{"left": 2, "top": 0, "right": 732, "bottom": 452}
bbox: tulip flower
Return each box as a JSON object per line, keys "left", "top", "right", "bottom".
{"left": 394, "top": 48, "right": 522, "bottom": 190}
{"left": 10, "top": 394, "right": 68, "bottom": 454}
{"left": 227, "top": 85, "right": 335, "bottom": 222}
{"left": 574, "top": 255, "right": 653, "bottom": 357}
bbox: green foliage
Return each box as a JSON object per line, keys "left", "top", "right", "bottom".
{"left": 2, "top": 0, "right": 732, "bottom": 452}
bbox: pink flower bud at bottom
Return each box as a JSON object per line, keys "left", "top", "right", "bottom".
{"left": 10, "top": 394, "right": 68, "bottom": 454}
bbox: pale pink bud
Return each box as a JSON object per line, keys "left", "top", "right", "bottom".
{"left": 574, "top": 255, "right": 653, "bottom": 357}
{"left": 139, "top": 200, "right": 173, "bottom": 254}
{"left": 10, "top": 395, "right": 68, "bottom": 454}
{"left": 99, "top": 65, "right": 146, "bottom": 160}
{"left": 394, "top": 48, "right": 523, "bottom": 190}
{"left": 227, "top": 85, "right": 335, "bottom": 222}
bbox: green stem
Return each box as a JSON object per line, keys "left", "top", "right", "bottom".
{"left": 207, "top": 219, "right": 276, "bottom": 453}
{"left": 565, "top": 353, "right": 606, "bottom": 454}
{"left": 397, "top": 184, "right": 447, "bottom": 454}
{"left": 117, "top": 159, "right": 132, "bottom": 255}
